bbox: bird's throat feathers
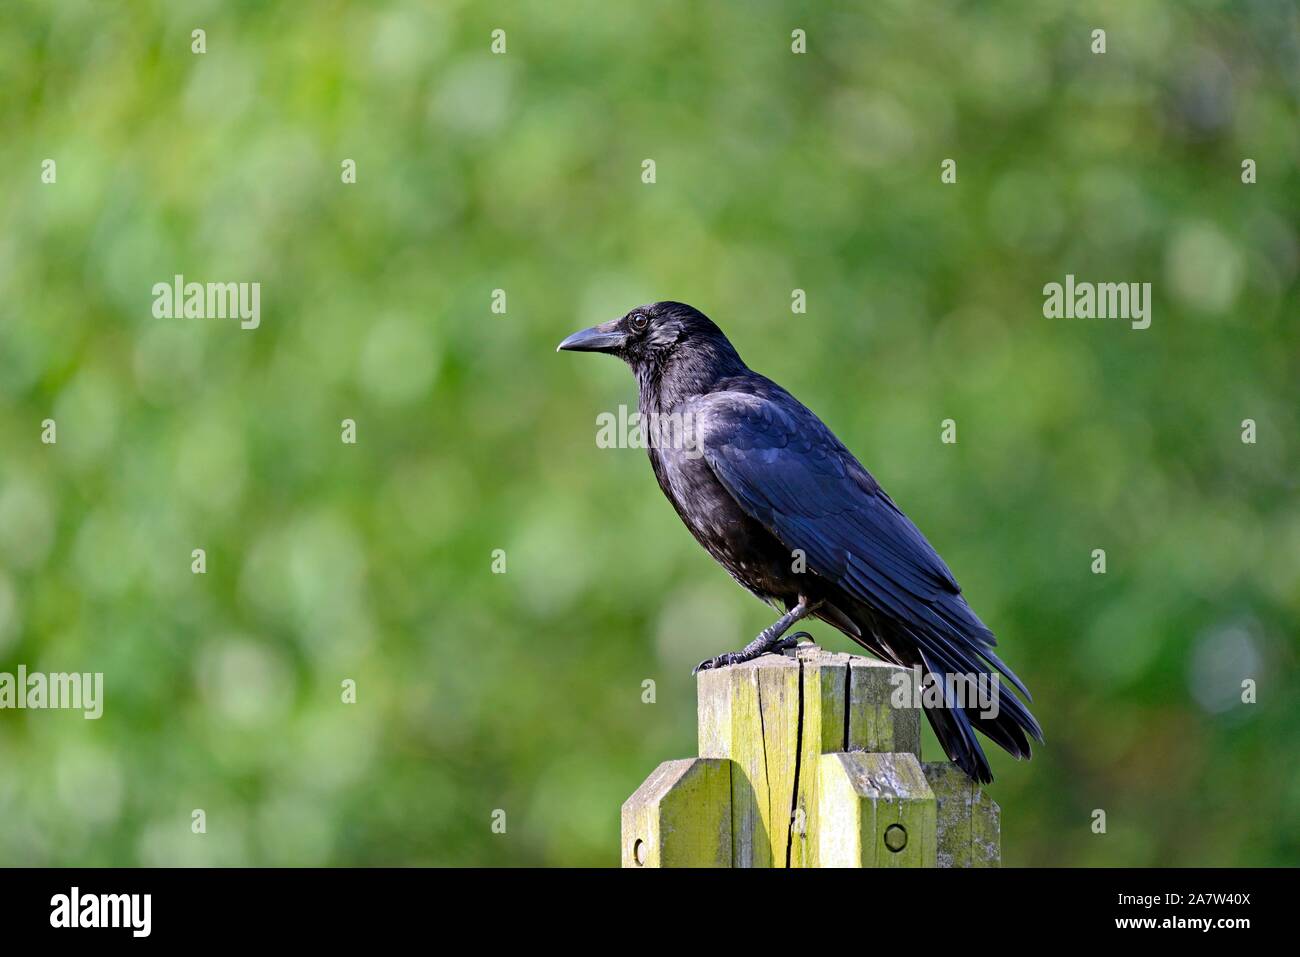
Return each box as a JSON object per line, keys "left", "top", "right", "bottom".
{"left": 635, "top": 334, "right": 747, "bottom": 415}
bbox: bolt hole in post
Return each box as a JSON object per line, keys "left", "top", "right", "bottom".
{"left": 633, "top": 838, "right": 647, "bottom": 866}
{"left": 883, "top": 824, "right": 908, "bottom": 853}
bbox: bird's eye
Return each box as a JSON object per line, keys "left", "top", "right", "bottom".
{"left": 630, "top": 314, "right": 649, "bottom": 332}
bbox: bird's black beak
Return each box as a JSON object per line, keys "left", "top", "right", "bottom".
{"left": 556, "top": 320, "right": 626, "bottom": 354}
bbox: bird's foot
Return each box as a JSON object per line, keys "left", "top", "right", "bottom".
{"left": 776, "top": 631, "right": 813, "bottom": 652}
{"left": 691, "top": 632, "right": 813, "bottom": 675}
{"left": 691, "top": 651, "right": 745, "bottom": 674}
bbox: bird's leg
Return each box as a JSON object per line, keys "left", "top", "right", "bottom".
{"left": 693, "top": 601, "right": 816, "bottom": 674}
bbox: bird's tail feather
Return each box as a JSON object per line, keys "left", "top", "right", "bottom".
{"left": 914, "top": 645, "right": 1043, "bottom": 784}
{"left": 857, "top": 610, "right": 1043, "bottom": 784}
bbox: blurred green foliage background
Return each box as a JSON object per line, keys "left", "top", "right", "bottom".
{"left": 0, "top": 0, "right": 1297, "bottom": 866}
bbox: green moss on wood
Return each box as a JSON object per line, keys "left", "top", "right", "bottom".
{"left": 923, "top": 761, "right": 1001, "bottom": 867}
{"left": 621, "top": 758, "right": 732, "bottom": 867}
{"left": 817, "top": 751, "right": 937, "bottom": 867}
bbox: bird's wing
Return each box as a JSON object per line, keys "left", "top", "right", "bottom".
{"left": 692, "top": 388, "right": 1030, "bottom": 697}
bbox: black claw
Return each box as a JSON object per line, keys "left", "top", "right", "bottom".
{"left": 775, "top": 631, "right": 813, "bottom": 652}
{"left": 692, "top": 652, "right": 739, "bottom": 675}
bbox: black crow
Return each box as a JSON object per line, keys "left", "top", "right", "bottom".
{"left": 558, "top": 301, "right": 1042, "bottom": 783}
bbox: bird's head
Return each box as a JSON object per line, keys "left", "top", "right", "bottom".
{"left": 557, "top": 302, "right": 740, "bottom": 377}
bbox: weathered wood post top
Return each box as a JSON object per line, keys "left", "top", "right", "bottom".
{"left": 621, "top": 640, "right": 1000, "bottom": 867}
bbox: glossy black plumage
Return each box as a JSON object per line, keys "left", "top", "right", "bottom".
{"left": 559, "top": 301, "right": 1042, "bottom": 782}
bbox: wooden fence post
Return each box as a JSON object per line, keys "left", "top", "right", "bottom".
{"left": 817, "top": 751, "right": 935, "bottom": 867}
{"left": 696, "top": 655, "right": 800, "bottom": 867}
{"left": 621, "top": 640, "right": 1001, "bottom": 867}
{"left": 620, "top": 758, "right": 731, "bottom": 867}
{"left": 923, "top": 761, "right": 1001, "bottom": 867}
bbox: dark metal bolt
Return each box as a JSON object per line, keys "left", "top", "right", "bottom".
{"left": 884, "top": 824, "right": 908, "bottom": 852}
